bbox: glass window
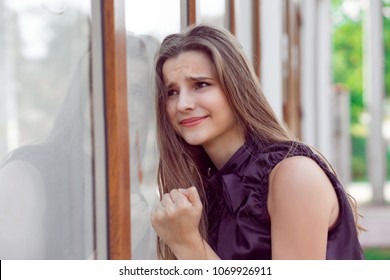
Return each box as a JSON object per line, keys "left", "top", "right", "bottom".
{"left": 331, "top": 0, "right": 368, "bottom": 193}
{"left": 125, "top": 0, "right": 181, "bottom": 42}
{"left": 0, "top": 0, "right": 94, "bottom": 259}
{"left": 234, "top": 0, "right": 254, "bottom": 66}
{"left": 125, "top": 0, "right": 181, "bottom": 260}
{"left": 383, "top": 0, "right": 390, "bottom": 200}
{"left": 198, "top": 0, "right": 227, "bottom": 28}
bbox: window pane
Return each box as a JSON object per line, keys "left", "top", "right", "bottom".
{"left": 234, "top": 0, "right": 254, "bottom": 63}
{"left": 125, "top": 0, "right": 181, "bottom": 260}
{"left": 0, "top": 0, "right": 94, "bottom": 259}
{"left": 383, "top": 0, "right": 390, "bottom": 200}
{"left": 331, "top": 0, "right": 369, "bottom": 200}
{"left": 125, "top": 0, "right": 181, "bottom": 42}
{"left": 198, "top": 0, "right": 227, "bottom": 28}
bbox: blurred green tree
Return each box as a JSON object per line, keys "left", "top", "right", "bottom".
{"left": 331, "top": 0, "right": 367, "bottom": 181}
{"left": 331, "top": 0, "right": 390, "bottom": 181}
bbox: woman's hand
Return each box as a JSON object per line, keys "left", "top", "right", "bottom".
{"left": 150, "top": 186, "right": 205, "bottom": 259}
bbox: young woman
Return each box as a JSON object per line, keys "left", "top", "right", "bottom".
{"left": 150, "top": 24, "right": 365, "bottom": 260}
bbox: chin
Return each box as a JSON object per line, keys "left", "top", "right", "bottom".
{"left": 183, "top": 139, "right": 205, "bottom": 146}
{"left": 180, "top": 134, "right": 207, "bottom": 146}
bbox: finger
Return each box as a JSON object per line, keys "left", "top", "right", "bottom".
{"left": 169, "top": 189, "right": 191, "bottom": 210}
{"left": 179, "top": 186, "right": 202, "bottom": 209}
{"left": 161, "top": 193, "right": 174, "bottom": 208}
{"left": 161, "top": 193, "right": 180, "bottom": 219}
{"left": 170, "top": 189, "right": 188, "bottom": 202}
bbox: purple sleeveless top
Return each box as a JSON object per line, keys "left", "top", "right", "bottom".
{"left": 205, "top": 141, "right": 365, "bottom": 260}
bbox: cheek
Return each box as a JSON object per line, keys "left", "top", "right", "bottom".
{"left": 217, "top": 101, "right": 236, "bottom": 124}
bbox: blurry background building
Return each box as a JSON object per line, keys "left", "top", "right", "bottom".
{"left": 0, "top": 0, "right": 389, "bottom": 259}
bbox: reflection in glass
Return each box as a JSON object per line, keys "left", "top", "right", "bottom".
{"left": 125, "top": 0, "right": 181, "bottom": 259}
{"left": 0, "top": 0, "right": 94, "bottom": 259}
{"left": 126, "top": 33, "right": 160, "bottom": 260}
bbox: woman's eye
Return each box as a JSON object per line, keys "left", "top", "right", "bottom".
{"left": 167, "top": 89, "right": 178, "bottom": 96}
{"left": 195, "top": 82, "right": 209, "bottom": 89}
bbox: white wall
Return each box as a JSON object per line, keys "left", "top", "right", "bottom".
{"left": 300, "top": 0, "right": 334, "bottom": 164}
{"left": 316, "top": 0, "right": 334, "bottom": 163}
{"left": 364, "top": 0, "right": 386, "bottom": 203}
{"left": 234, "top": 0, "right": 254, "bottom": 63}
{"left": 260, "top": 0, "right": 283, "bottom": 120}
{"left": 300, "top": 0, "right": 318, "bottom": 147}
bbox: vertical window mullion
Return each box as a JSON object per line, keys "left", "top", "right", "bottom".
{"left": 101, "top": 0, "right": 131, "bottom": 260}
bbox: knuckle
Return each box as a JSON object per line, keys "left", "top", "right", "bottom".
{"left": 164, "top": 206, "right": 176, "bottom": 219}
{"left": 170, "top": 189, "right": 180, "bottom": 199}
{"left": 162, "top": 193, "right": 171, "bottom": 200}
{"left": 176, "top": 199, "right": 190, "bottom": 210}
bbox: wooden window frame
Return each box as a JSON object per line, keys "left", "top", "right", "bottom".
{"left": 97, "top": 0, "right": 265, "bottom": 260}
{"left": 188, "top": 0, "right": 196, "bottom": 25}
{"left": 228, "top": 0, "right": 236, "bottom": 34}
{"left": 101, "top": 0, "right": 131, "bottom": 260}
{"left": 253, "top": 0, "right": 261, "bottom": 77}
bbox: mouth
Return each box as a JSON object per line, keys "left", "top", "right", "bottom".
{"left": 179, "top": 116, "right": 208, "bottom": 127}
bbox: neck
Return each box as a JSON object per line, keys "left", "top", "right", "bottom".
{"left": 203, "top": 128, "right": 245, "bottom": 170}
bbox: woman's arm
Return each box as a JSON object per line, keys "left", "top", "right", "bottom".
{"left": 151, "top": 186, "right": 220, "bottom": 260}
{"left": 267, "top": 156, "right": 339, "bottom": 260}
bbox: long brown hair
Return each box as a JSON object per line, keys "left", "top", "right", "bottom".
{"left": 154, "top": 24, "right": 362, "bottom": 259}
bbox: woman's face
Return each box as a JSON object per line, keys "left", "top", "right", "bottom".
{"left": 163, "top": 50, "right": 242, "bottom": 151}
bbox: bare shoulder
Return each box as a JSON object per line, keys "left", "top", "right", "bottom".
{"left": 269, "top": 155, "right": 333, "bottom": 194}
{"left": 268, "top": 155, "right": 338, "bottom": 227}
{"left": 267, "top": 156, "right": 339, "bottom": 259}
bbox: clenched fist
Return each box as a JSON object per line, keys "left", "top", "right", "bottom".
{"left": 150, "top": 186, "right": 203, "bottom": 258}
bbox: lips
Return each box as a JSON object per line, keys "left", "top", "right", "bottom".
{"left": 179, "top": 116, "right": 208, "bottom": 127}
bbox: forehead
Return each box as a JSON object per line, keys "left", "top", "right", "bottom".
{"left": 162, "top": 51, "right": 214, "bottom": 81}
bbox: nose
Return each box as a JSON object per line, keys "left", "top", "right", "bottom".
{"left": 176, "top": 90, "right": 195, "bottom": 112}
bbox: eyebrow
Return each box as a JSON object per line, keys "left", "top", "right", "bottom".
{"left": 165, "top": 76, "right": 214, "bottom": 89}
